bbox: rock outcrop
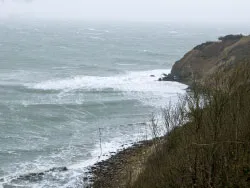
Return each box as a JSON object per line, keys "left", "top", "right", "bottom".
{"left": 169, "top": 34, "right": 250, "bottom": 84}
{"left": 158, "top": 73, "right": 180, "bottom": 82}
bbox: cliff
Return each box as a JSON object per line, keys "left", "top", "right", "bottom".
{"left": 170, "top": 34, "right": 250, "bottom": 84}
{"left": 91, "top": 35, "right": 250, "bottom": 188}
{"left": 132, "top": 38, "right": 250, "bottom": 188}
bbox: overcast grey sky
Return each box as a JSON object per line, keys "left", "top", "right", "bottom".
{"left": 1, "top": 0, "right": 250, "bottom": 23}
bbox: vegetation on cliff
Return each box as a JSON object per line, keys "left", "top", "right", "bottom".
{"left": 91, "top": 35, "right": 250, "bottom": 188}
{"left": 131, "top": 61, "right": 250, "bottom": 188}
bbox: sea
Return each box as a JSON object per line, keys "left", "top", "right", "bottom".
{"left": 0, "top": 19, "right": 249, "bottom": 187}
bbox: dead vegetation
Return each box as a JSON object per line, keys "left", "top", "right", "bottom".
{"left": 131, "top": 62, "right": 250, "bottom": 188}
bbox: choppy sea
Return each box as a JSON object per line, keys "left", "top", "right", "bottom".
{"left": 0, "top": 19, "right": 249, "bottom": 187}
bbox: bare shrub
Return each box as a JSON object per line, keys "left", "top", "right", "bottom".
{"left": 132, "top": 61, "right": 250, "bottom": 188}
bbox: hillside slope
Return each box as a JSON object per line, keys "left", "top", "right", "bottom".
{"left": 132, "top": 61, "right": 250, "bottom": 188}
{"left": 131, "top": 35, "right": 250, "bottom": 188}
{"left": 170, "top": 35, "right": 250, "bottom": 84}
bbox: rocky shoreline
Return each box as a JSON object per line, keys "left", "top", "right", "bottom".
{"left": 88, "top": 139, "right": 162, "bottom": 188}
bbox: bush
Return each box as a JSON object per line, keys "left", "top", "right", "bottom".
{"left": 132, "top": 62, "right": 250, "bottom": 188}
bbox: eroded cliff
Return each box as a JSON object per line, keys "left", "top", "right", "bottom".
{"left": 170, "top": 34, "right": 250, "bottom": 84}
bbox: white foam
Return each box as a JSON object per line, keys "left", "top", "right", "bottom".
{"left": 0, "top": 121, "right": 153, "bottom": 188}
{"left": 2, "top": 69, "right": 188, "bottom": 187}
{"left": 30, "top": 69, "right": 169, "bottom": 91}
{"left": 69, "top": 116, "right": 168, "bottom": 175}
{"left": 28, "top": 69, "right": 187, "bottom": 107}
{"left": 169, "top": 30, "right": 178, "bottom": 34}
{"left": 87, "top": 28, "right": 96, "bottom": 31}
{"left": 0, "top": 102, "right": 180, "bottom": 188}
{"left": 89, "top": 36, "right": 105, "bottom": 41}
{"left": 69, "top": 124, "right": 150, "bottom": 171}
{"left": 31, "top": 70, "right": 185, "bottom": 93}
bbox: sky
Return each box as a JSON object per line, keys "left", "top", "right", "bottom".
{"left": 0, "top": 0, "right": 250, "bottom": 23}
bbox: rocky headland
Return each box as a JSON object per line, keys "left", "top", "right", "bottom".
{"left": 160, "top": 34, "right": 250, "bottom": 84}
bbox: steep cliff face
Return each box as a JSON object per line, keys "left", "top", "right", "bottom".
{"left": 170, "top": 35, "right": 250, "bottom": 84}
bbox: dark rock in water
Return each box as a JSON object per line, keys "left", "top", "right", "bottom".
{"left": 83, "top": 177, "right": 89, "bottom": 181}
{"left": 158, "top": 73, "right": 179, "bottom": 82}
{"left": 14, "top": 166, "right": 68, "bottom": 182}
{"left": 2, "top": 185, "right": 28, "bottom": 188}
{"left": 49, "top": 166, "right": 68, "bottom": 172}
{"left": 150, "top": 75, "right": 155, "bottom": 77}
{"left": 17, "top": 172, "right": 45, "bottom": 182}
{"left": 138, "top": 122, "right": 146, "bottom": 125}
